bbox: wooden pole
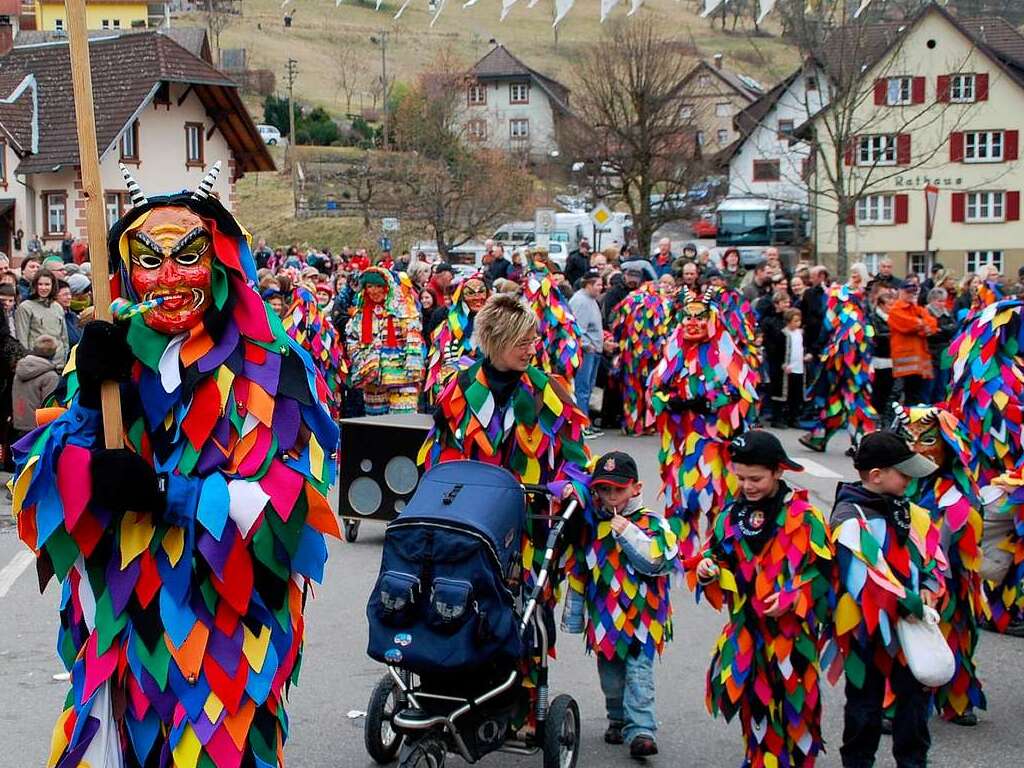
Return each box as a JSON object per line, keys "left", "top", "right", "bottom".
{"left": 65, "top": 0, "right": 124, "bottom": 449}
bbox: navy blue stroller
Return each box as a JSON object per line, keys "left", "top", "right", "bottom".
{"left": 364, "top": 460, "right": 581, "bottom": 768}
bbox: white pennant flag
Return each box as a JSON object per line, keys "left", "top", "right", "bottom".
{"left": 527, "top": 0, "right": 542, "bottom": 7}
{"left": 553, "top": 0, "right": 574, "bottom": 25}
{"left": 375, "top": 0, "right": 382, "bottom": 8}
{"left": 756, "top": 0, "right": 775, "bottom": 23}
{"left": 463, "top": 0, "right": 479, "bottom": 6}
{"left": 854, "top": 0, "right": 873, "bottom": 17}
{"left": 600, "top": 0, "right": 619, "bottom": 22}
{"left": 394, "top": 0, "right": 414, "bottom": 17}
{"left": 500, "top": 0, "right": 518, "bottom": 20}
{"left": 430, "top": 0, "right": 448, "bottom": 26}
{"left": 627, "top": 0, "right": 643, "bottom": 15}
{"left": 700, "top": 0, "right": 726, "bottom": 17}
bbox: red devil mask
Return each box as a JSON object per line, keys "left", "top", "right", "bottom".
{"left": 681, "top": 300, "right": 713, "bottom": 342}
{"left": 128, "top": 206, "right": 214, "bottom": 334}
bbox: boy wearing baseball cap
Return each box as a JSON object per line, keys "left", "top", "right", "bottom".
{"left": 825, "top": 431, "right": 947, "bottom": 768}
{"left": 563, "top": 451, "right": 679, "bottom": 758}
{"left": 693, "top": 431, "right": 835, "bottom": 768}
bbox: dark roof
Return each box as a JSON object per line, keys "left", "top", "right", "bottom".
{"left": 0, "top": 31, "right": 272, "bottom": 175}
{"left": 160, "top": 27, "right": 212, "bottom": 63}
{"left": 469, "top": 44, "right": 571, "bottom": 112}
{"left": 679, "top": 60, "right": 765, "bottom": 103}
{"left": 734, "top": 69, "right": 800, "bottom": 137}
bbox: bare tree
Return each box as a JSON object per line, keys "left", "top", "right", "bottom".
{"left": 566, "top": 19, "right": 704, "bottom": 255}
{"left": 334, "top": 41, "right": 368, "bottom": 116}
{"left": 205, "top": 0, "right": 239, "bottom": 65}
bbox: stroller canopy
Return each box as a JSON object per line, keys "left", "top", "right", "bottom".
{"left": 395, "top": 461, "right": 526, "bottom": 574}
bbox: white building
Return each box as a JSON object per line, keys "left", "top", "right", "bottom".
{"left": 720, "top": 64, "right": 831, "bottom": 206}
{"left": 461, "top": 44, "right": 571, "bottom": 161}
{"left": 0, "top": 29, "right": 272, "bottom": 260}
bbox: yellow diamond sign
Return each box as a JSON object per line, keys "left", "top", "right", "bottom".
{"left": 590, "top": 203, "right": 612, "bottom": 227}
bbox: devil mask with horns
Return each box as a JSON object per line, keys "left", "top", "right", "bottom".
{"left": 678, "top": 286, "right": 719, "bottom": 343}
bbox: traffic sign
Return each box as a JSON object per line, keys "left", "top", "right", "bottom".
{"left": 590, "top": 203, "right": 613, "bottom": 228}
{"left": 382, "top": 217, "right": 400, "bottom": 232}
{"left": 535, "top": 208, "right": 556, "bottom": 235}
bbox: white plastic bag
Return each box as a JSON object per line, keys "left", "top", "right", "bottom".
{"left": 896, "top": 606, "right": 955, "bottom": 688}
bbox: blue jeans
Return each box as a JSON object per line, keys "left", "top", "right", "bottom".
{"left": 596, "top": 654, "right": 657, "bottom": 743}
{"left": 574, "top": 351, "right": 600, "bottom": 418}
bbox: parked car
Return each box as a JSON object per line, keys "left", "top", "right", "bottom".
{"left": 258, "top": 124, "right": 282, "bottom": 145}
{"left": 691, "top": 214, "right": 717, "bottom": 239}
{"left": 686, "top": 176, "right": 728, "bottom": 204}
{"left": 650, "top": 193, "right": 688, "bottom": 216}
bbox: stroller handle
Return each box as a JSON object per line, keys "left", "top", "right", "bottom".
{"left": 520, "top": 482, "right": 554, "bottom": 496}
{"left": 519, "top": 498, "right": 579, "bottom": 632}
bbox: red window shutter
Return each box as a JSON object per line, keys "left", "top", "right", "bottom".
{"left": 844, "top": 138, "right": 855, "bottom": 166}
{"left": 1007, "top": 191, "right": 1021, "bottom": 222}
{"left": 977, "top": 73, "right": 989, "bottom": 101}
{"left": 950, "top": 131, "right": 964, "bottom": 162}
{"left": 874, "top": 79, "right": 886, "bottom": 105}
{"left": 937, "top": 75, "right": 950, "bottom": 102}
{"left": 846, "top": 205, "right": 856, "bottom": 226}
{"left": 951, "top": 192, "right": 966, "bottom": 223}
{"left": 1005, "top": 130, "right": 1019, "bottom": 161}
{"left": 912, "top": 77, "right": 926, "bottom": 104}
{"left": 895, "top": 194, "right": 909, "bottom": 224}
{"left": 897, "top": 133, "right": 912, "bottom": 165}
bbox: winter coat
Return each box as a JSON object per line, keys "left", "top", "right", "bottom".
{"left": 12, "top": 353, "right": 59, "bottom": 431}
{"left": 14, "top": 298, "right": 68, "bottom": 368}
{"left": 888, "top": 299, "right": 938, "bottom": 379}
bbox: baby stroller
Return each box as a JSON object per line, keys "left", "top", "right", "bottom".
{"left": 364, "top": 460, "right": 581, "bottom": 768}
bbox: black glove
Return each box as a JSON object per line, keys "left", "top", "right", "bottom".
{"left": 76, "top": 321, "right": 133, "bottom": 409}
{"left": 90, "top": 449, "right": 166, "bottom": 520}
{"left": 668, "top": 396, "right": 708, "bottom": 414}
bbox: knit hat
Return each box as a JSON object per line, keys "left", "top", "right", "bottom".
{"left": 67, "top": 273, "right": 91, "bottom": 295}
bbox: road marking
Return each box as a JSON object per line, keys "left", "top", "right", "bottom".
{"left": 794, "top": 458, "right": 844, "bottom": 480}
{"left": 0, "top": 550, "right": 34, "bottom": 598}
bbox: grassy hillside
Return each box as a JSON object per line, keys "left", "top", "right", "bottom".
{"left": 184, "top": 0, "right": 799, "bottom": 116}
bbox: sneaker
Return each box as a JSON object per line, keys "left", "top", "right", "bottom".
{"left": 1004, "top": 619, "right": 1024, "bottom": 638}
{"left": 844, "top": 446, "right": 856, "bottom": 457}
{"left": 629, "top": 735, "right": 658, "bottom": 758}
{"left": 798, "top": 434, "right": 826, "bottom": 453}
{"left": 950, "top": 709, "right": 978, "bottom": 726}
{"left": 583, "top": 427, "right": 604, "bottom": 440}
{"left": 604, "top": 721, "right": 625, "bottom": 745}
{"left": 880, "top": 716, "right": 893, "bottom": 735}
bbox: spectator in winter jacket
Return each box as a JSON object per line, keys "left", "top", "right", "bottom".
{"left": 425, "top": 263, "right": 454, "bottom": 309}
{"left": 485, "top": 243, "right": 513, "bottom": 285}
{"left": 870, "top": 291, "right": 896, "bottom": 416}
{"left": 925, "top": 287, "right": 957, "bottom": 403}
{"left": 743, "top": 260, "right": 773, "bottom": 305}
{"left": 866, "top": 256, "right": 900, "bottom": 294}
{"left": 14, "top": 269, "right": 68, "bottom": 368}
{"left": 11, "top": 334, "right": 60, "bottom": 434}
{"left": 888, "top": 279, "right": 937, "bottom": 405}
{"left": 566, "top": 238, "right": 593, "bottom": 287}
{"left": 651, "top": 238, "right": 674, "bottom": 278}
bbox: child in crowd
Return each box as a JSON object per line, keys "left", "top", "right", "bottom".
{"left": 11, "top": 334, "right": 60, "bottom": 439}
{"left": 780, "top": 307, "right": 812, "bottom": 427}
{"left": 694, "top": 431, "right": 834, "bottom": 767}
{"left": 825, "top": 431, "right": 947, "bottom": 768}
{"left": 563, "top": 451, "right": 679, "bottom": 758}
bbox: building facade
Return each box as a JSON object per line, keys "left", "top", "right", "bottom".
{"left": 678, "top": 55, "right": 764, "bottom": 155}
{"left": 34, "top": 0, "right": 150, "bottom": 31}
{"left": 461, "top": 44, "right": 571, "bottom": 161}
{"left": 810, "top": 4, "right": 1024, "bottom": 278}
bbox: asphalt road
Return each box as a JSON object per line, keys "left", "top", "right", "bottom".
{"left": 1, "top": 428, "right": 1022, "bottom": 767}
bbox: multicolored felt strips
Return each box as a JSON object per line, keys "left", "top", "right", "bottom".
{"left": 523, "top": 268, "right": 583, "bottom": 382}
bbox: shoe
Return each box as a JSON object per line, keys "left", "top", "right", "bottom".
{"left": 583, "top": 427, "right": 604, "bottom": 440}
{"left": 604, "top": 721, "right": 625, "bottom": 745}
{"left": 770, "top": 421, "right": 786, "bottom": 429}
{"left": 1004, "top": 620, "right": 1024, "bottom": 638}
{"left": 629, "top": 735, "right": 658, "bottom": 758}
{"left": 950, "top": 709, "right": 978, "bottom": 726}
{"left": 880, "top": 716, "right": 893, "bottom": 735}
{"left": 845, "top": 447, "right": 856, "bottom": 457}
{"left": 798, "top": 434, "right": 826, "bottom": 453}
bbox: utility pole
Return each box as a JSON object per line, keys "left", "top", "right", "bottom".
{"left": 371, "top": 31, "right": 390, "bottom": 151}
{"left": 286, "top": 58, "right": 299, "bottom": 212}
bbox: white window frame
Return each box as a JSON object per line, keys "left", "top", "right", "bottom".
{"left": 101, "top": 19, "right": 110, "bottom": 29}
{"left": 715, "top": 102, "right": 732, "bottom": 117}
{"left": 887, "top": 76, "right": 913, "bottom": 106}
{"left": 120, "top": 120, "right": 138, "bottom": 161}
{"left": 964, "top": 131, "right": 1004, "bottom": 163}
{"left": 950, "top": 74, "right": 975, "bottom": 103}
{"left": 716, "top": 128, "right": 729, "bottom": 145}
{"left": 858, "top": 134, "right": 897, "bottom": 166}
{"left": 112, "top": 19, "right": 121, "bottom": 29}
{"left": 965, "top": 191, "right": 1005, "bottom": 223}
{"left": 696, "top": 131, "right": 705, "bottom": 147}
{"left": 861, "top": 253, "right": 885, "bottom": 274}
{"left": 856, "top": 195, "right": 895, "bottom": 225}
{"left": 509, "top": 118, "right": 529, "bottom": 140}
{"left": 907, "top": 253, "right": 930, "bottom": 278}
{"left": 466, "top": 119, "right": 487, "bottom": 142}
{"left": 680, "top": 104, "right": 694, "bottom": 120}
{"left": 45, "top": 192, "right": 67, "bottom": 236}
{"left": 467, "top": 84, "right": 486, "bottom": 106}
{"left": 509, "top": 83, "right": 529, "bottom": 105}
{"left": 966, "top": 250, "right": 1004, "bottom": 274}
{"left": 185, "top": 123, "right": 204, "bottom": 165}
{"left": 54, "top": 18, "right": 64, "bottom": 32}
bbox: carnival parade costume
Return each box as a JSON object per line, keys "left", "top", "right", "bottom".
{"left": 344, "top": 266, "right": 424, "bottom": 415}
{"left": 610, "top": 284, "right": 670, "bottom": 435}
{"left": 522, "top": 264, "right": 582, "bottom": 382}
{"left": 802, "top": 284, "right": 876, "bottom": 452}
{"left": 11, "top": 165, "right": 340, "bottom": 767}
{"left": 424, "top": 274, "right": 489, "bottom": 403}
{"left": 281, "top": 283, "right": 346, "bottom": 419}
{"left": 693, "top": 484, "right": 834, "bottom": 768}
{"left": 648, "top": 288, "right": 760, "bottom": 558}
{"left": 895, "top": 405, "right": 986, "bottom": 721}
{"left": 946, "top": 298, "right": 1024, "bottom": 632}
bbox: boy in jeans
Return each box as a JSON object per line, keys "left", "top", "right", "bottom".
{"left": 563, "top": 451, "right": 679, "bottom": 758}
{"left": 825, "top": 431, "right": 947, "bottom": 768}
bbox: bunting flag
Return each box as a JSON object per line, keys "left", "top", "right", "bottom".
{"left": 600, "top": 0, "right": 619, "bottom": 22}
{"left": 854, "top": 0, "right": 873, "bottom": 18}
{"left": 803, "top": 284, "right": 877, "bottom": 451}
{"left": 553, "top": 0, "right": 575, "bottom": 26}
{"left": 12, "top": 191, "right": 340, "bottom": 767}
{"left": 500, "top": 0, "right": 518, "bottom": 20}
{"left": 756, "top": 0, "right": 776, "bottom": 24}
{"left": 691, "top": 487, "right": 834, "bottom": 768}
{"left": 627, "top": 0, "right": 643, "bottom": 15}
{"left": 394, "top": 0, "right": 414, "bottom": 16}
{"left": 701, "top": 0, "right": 727, "bottom": 18}
{"left": 430, "top": 0, "right": 449, "bottom": 26}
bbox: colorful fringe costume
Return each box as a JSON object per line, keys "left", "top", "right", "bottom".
{"left": 803, "top": 285, "right": 876, "bottom": 451}
{"left": 693, "top": 485, "right": 834, "bottom": 768}
{"left": 609, "top": 284, "right": 670, "bottom": 434}
{"left": 344, "top": 266, "right": 424, "bottom": 415}
{"left": 522, "top": 266, "right": 582, "bottom": 382}
{"left": 282, "top": 283, "right": 346, "bottom": 418}
{"left": 718, "top": 288, "right": 761, "bottom": 373}
{"left": 648, "top": 288, "right": 760, "bottom": 558}
{"left": 12, "top": 170, "right": 340, "bottom": 767}
{"left": 947, "top": 298, "right": 1024, "bottom": 631}
{"left": 424, "top": 276, "right": 487, "bottom": 403}
{"left": 896, "top": 405, "right": 986, "bottom": 720}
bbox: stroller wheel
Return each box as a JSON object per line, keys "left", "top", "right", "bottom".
{"left": 398, "top": 734, "right": 446, "bottom": 768}
{"left": 344, "top": 520, "right": 360, "bottom": 543}
{"left": 365, "top": 674, "right": 404, "bottom": 764}
{"left": 543, "top": 695, "right": 580, "bottom": 768}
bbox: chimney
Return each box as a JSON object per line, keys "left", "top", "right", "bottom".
{"left": 713, "top": 53, "right": 723, "bottom": 70}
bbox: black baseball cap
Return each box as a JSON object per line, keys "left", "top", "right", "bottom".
{"left": 729, "top": 430, "right": 803, "bottom": 471}
{"left": 591, "top": 452, "right": 639, "bottom": 487}
{"left": 899, "top": 278, "right": 919, "bottom": 290}
{"left": 435, "top": 263, "right": 454, "bottom": 274}
{"left": 854, "top": 431, "right": 937, "bottom": 477}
